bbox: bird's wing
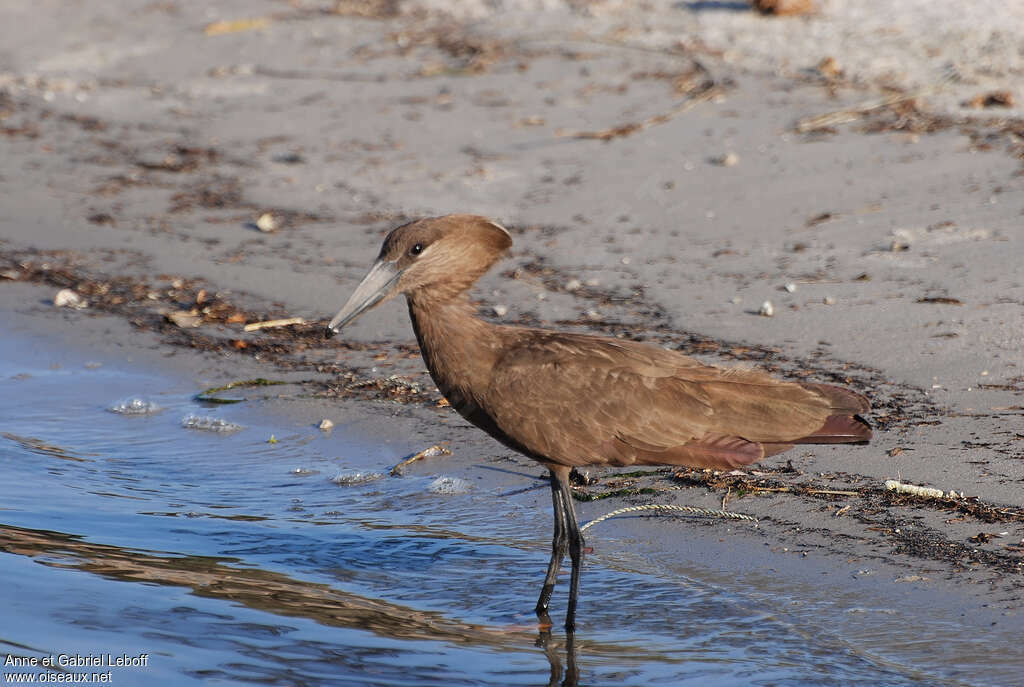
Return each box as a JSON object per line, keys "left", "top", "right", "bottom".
{"left": 485, "top": 336, "right": 833, "bottom": 470}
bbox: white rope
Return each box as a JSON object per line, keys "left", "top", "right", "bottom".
{"left": 885, "top": 479, "right": 963, "bottom": 500}
{"left": 580, "top": 503, "right": 757, "bottom": 532}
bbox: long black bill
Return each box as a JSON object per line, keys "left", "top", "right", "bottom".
{"left": 324, "top": 259, "right": 402, "bottom": 339}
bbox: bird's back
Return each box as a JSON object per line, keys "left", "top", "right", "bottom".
{"left": 478, "top": 328, "right": 870, "bottom": 470}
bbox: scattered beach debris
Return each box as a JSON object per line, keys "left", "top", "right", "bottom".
{"left": 242, "top": 317, "right": 306, "bottom": 332}
{"left": 492, "top": 304, "right": 509, "bottom": 318}
{"left": 783, "top": 283, "right": 797, "bottom": 293}
{"left": 164, "top": 309, "right": 202, "bottom": 328}
{"left": 107, "top": 398, "right": 162, "bottom": 415}
{"left": 752, "top": 0, "right": 815, "bottom": 16}
{"left": 428, "top": 476, "right": 472, "bottom": 495}
{"left": 53, "top": 288, "right": 87, "bottom": 309}
{"left": 331, "top": 470, "right": 385, "bottom": 486}
{"left": 203, "top": 17, "right": 270, "bottom": 37}
{"left": 291, "top": 467, "right": 317, "bottom": 476}
{"left": 816, "top": 56, "right": 842, "bottom": 80}
{"left": 795, "top": 71, "right": 954, "bottom": 134}
{"left": 964, "top": 91, "right": 1015, "bottom": 109}
{"left": 559, "top": 79, "right": 720, "bottom": 141}
{"left": 968, "top": 532, "right": 1008, "bottom": 544}
{"left": 318, "top": 418, "right": 335, "bottom": 432}
{"left": 916, "top": 296, "right": 963, "bottom": 306}
{"left": 330, "top": 0, "right": 401, "bottom": 19}
{"left": 885, "top": 479, "right": 963, "bottom": 500}
{"left": 181, "top": 414, "right": 243, "bottom": 433}
{"left": 268, "top": 434, "right": 278, "bottom": 444}
{"left": 391, "top": 444, "right": 452, "bottom": 476}
{"left": 806, "top": 211, "right": 836, "bottom": 227}
{"left": 195, "top": 378, "right": 287, "bottom": 404}
{"left": 758, "top": 300, "right": 774, "bottom": 317}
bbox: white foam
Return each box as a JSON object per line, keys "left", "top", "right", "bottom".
{"left": 331, "top": 470, "right": 385, "bottom": 486}
{"left": 181, "top": 414, "right": 243, "bottom": 433}
{"left": 427, "top": 476, "right": 472, "bottom": 495}
{"left": 108, "top": 397, "right": 162, "bottom": 415}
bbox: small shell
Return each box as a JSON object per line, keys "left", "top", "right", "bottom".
{"left": 256, "top": 212, "right": 278, "bottom": 232}
{"left": 758, "top": 300, "right": 774, "bottom": 317}
{"left": 712, "top": 152, "right": 739, "bottom": 167}
{"left": 318, "top": 418, "right": 335, "bottom": 432}
{"left": 166, "top": 310, "right": 202, "bottom": 328}
{"left": 54, "top": 288, "right": 87, "bottom": 309}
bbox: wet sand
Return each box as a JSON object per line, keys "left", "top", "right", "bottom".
{"left": 1, "top": 0, "right": 1022, "bottom": 628}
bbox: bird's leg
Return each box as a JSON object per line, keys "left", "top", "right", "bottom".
{"left": 535, "top": 468, "right": 569, "bottom": 623}
{"left": 557, "top": 471, "right": 585, "bottom": 632}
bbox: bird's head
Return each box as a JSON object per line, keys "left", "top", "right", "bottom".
{"left": 325, "top": 214, "right": 512, "bottom": 337}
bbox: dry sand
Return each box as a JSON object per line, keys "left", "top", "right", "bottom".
{"left": 1, "top": 0, "right": 1022, "bottom": 610}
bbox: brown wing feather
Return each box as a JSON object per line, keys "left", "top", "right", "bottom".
{"left": 484, "top": 333, "right": 860, "bottom": 470}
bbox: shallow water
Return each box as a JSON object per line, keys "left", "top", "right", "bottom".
{"left": 0, "top": 334, "right": 1021, "bottom": 686}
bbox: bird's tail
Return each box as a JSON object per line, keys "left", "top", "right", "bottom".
{"left": 762, "top": 383, "right": 872, "bottom": 454}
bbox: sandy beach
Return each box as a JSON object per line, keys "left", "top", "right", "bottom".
{"left": 1, "top": 0, "right": 1022, "bottom": 661}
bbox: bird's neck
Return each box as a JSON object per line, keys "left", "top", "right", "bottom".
{"left": 406, "top": 292, "right": 504, "bottom": 410}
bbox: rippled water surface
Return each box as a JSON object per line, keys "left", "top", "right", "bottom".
{"left": 1, "top": 334, "right": 1021, "bottom": 686}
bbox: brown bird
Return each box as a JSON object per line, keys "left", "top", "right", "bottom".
{"left": 325, "top": 214, "right": 871, "bottom": 631}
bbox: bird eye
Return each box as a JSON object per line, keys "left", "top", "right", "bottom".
{"left": 410, "top": 243, "right": 423, "bottom": 256}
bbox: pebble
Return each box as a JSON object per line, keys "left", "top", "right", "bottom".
{"left": 784, "top": 282, "right": 797, "bottom": 293}
{"left": 759, "top": 300, "right": 774, "bottom": 317}
{"left": 256, "top": 212, "right": 278, "bottom": 232}
{"left": 165, "top": 310, "right": 202, "bottom": 328}
{"left": 54, "top": 288, "right": 87, "bottom": 309}
{"left": 492, "top": 304, "right": 509, "bottom": 317}
{"left": 318, "top": 418, "right": 335, "bottom": 431}
{"left": 823, "top": 296, "right": 836, "bottom": 305}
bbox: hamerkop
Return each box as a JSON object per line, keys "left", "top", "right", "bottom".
{"left": 325, "top": 214, "right": 872, "bottom": 631}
